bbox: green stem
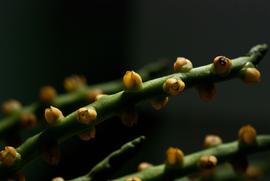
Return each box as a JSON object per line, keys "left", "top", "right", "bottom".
{"left": 68, "top": 136, "right": 145, "bottom": 181}
{"left": 0, "top": 44, "right": 267, "bottom": 177}
{"left": 0, "top": 61, "right": 167, "bottom": 137}
{"left": 112, "top": 135, "right": 270, "bottom": 181}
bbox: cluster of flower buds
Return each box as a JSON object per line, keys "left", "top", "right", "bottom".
{"left": 123, "top": 71, "right": 143, "bottom": 91}
{"left": 0, "top": 146, "right": 19, "bottom": 166}
{"left": 77, "top": 107, "right": 97, "bottom": 125}
{"left": 45, "top": 106, "right": 64, "bottom": 126}
{"left": 163, "top": 78, "right": 185, "bottom": 96}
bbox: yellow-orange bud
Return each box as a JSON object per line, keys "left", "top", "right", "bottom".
{"left": 174, "top": 57, "right": 193, "bottom": 72}
{"left": 20, "top": 113, "right": 37, "bottom": 128}
{"left": 203, "top": 135, "right": 222, "bottom": 148}
{"left": 126, "top": 177, "right": 142, "bottom": 181}
{"left": 123, "top": 71, "right": 143, "bottom": 90}
{"left": 45, "top": 106, "right": 64, "bottom": 125}
{"left": 39, "top": 86, "right": 57, "bottom": 103}
{"left": 2, "top": 99, "right": 22, "bottom": 115}
{"left": 150, "top": 96, "right": 169, "bottom": 110}
{"left": 0, "top": 146, "right": 19, "bottom": 166}
{"left": 196, "top": 83, "right": 216, "bottom": 102}
{"left": 63, "top": 75, "right": 86, "bottom": 92}
{"left": 199, "top": 155, "right": 218, "bottom": 169}
{"left": 238, "top": 125, "right": 257, "bottom": 145}
{"left": 79, "top": 127, "right": 96, "bottom": 141}
{"left": 120, "top": 110, "right": 138, "bottom": 127}
{"left": 213, "top": 56, "right": 232, "bottom": 76}
{"left": 85, "top": 89, "right": 103, "bottom": 102}
{"left": 163, "top": 78, "right": 185, "bottom": 96}
{"left": 77, "top": 107, "right": 97, "bottom": 124}
{"left": 165, "top": 147, "right": 184, "bottom": 166}
{"left": 137, "top": 162, "right": 153, "bottom": 171}
{"left": 242, "top": 68, "right": 261, "bottom": 85}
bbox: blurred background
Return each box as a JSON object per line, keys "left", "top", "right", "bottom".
{"left": 0, "top": 0, "right": 270, "bottom": 180}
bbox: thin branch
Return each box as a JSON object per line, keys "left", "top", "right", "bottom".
{"left": 0, "top": 44, "right": 267, "bottom": 177}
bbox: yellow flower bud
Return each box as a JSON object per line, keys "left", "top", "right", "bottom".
{"left": 126, "top": 177, "right": 142, "bottom": 181}
{"left": 196, "top": 83, "right": 216, "bottom": 101}
{"left": 165, "top": 147, "right": 184, "bottom": 166}
{"left": 123, "top": 71, "right": 143, "bottom": 90}
{"left": 150, "top": 96, "right": 169, "bottom": 110}
{"left": 85, "top": 89, "right": 103, "bottom": 102}
{"left": 137, "top": 162, "right": 153, "bottom": 171}
{"left": 44, "top": 106, "right": 64, "bottom": 125}
{"left": 39, "top": 86, "right": 57, "bottom": 103}
{"left": 120, "top": 110, "right": 138, "bottom": 127}
{"left": 79, "top": 127, "right": 96, "bottom": 141}
{"left": 242, "top": 68, "right": 261, "bottom": 85}
{"left": 63, "top": 75, "right": 86, "bottom": 92}
{"left": 2, "top": 99, "right": 22, "bottom": 115}
{"left": 20, "top": 113, "right": 37, "bottom": 128}
{"left": 203, "top": 135, "right": 222, "bottom": 148}
{"left": 0, "top": 146, "right": 19, "bottom": 166}
{"left": 199, "top": 155, "right": 218, "bottom": 169}
{"left": 238, "top": 125, "right": 257, "bottom": 145}
{"left": 77, "top": 107, "right": 97, "bottom": 124}
{"left": 52, "top": 177, "right": 65, "bottom": 181}
{"left": 212, "top": 56, "right": 232, "bottom": 76}
{"left": 163, "top": 78, "right": 185, "bottom": 96}
{"left": 174, "top": 57, "right": 193, "bottom": 72}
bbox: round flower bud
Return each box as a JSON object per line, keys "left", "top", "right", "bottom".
{"left": 126, "top": 177, "right": 142, "bottom": 181}
{"left": 120, "top": 110, "right": 138, "bottom": 127}
{"left": 39, "top": 86, "right": 57, "bottom": 103}
{"left": 165, "top": 147, "right": 184, "bottom": 166}
{"left": 85, "top": 89, "right": 103, "bottom": 102}
{"left": 52, "top": 177, "right": 65, "bottom": 181}
{"left": 238, "top": 125, "right": 257, "bottom": 145}
{"left": 20, "top": 113, "right": 37, "bottom": 128}
{"left": 203, "top": 135, "right": 222, "bottom": 148}
{"left": 150, "top": 96, "right": 169, "bottom": 110}
{"left": 63, "top": 75, "right": 86, "bottom": 92}
{"left": 2, "top": 99, "right": 22, "bottom": 115}
{"left": 77, "top": 107, "right": 97, "bottom": 124}
{"left": 196, "top": 83, "right": 216, "bottom": 102}
{"left": 79, "top": 127, "right": 96, "bottom": 141}
{"left": 123, "top": 71, "right": 143, "bottom": 91}
{"left": 0, "top": 146, "right": 19, "bottom": 166}
{"left": 174, "top": 57, "right": 193, "bottom": 72}
{"left": 163, "top": 78, "right": 185, "bottom": 96}
{"left": 212, "top": 56, "right": 232, "bottom": 76}
{"left": 242, "top": 68, "right": 261, "bottom": 85}
{"left": 45, "top": 106, "right": 64, "bottom": 126}
{"left": 137, "top": 162, "right": 153, "bottom": 171}
{"left": 199, "top": 155, "right": 218, "bottom": 169}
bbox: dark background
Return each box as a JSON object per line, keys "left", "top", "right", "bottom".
{"left": 0, "top": 0, "right": 270, "bottom": 180}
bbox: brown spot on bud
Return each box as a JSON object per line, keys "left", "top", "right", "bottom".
{"left": 199, "top": 155, "right": 218, "bottom": 169}
{"left": 126, "top": 177, "right": 142, "bottom": 181}
{"left": 150, "top": 96, "right": 169, "bottom": 110}
{"left": 242, "top": 68, "right": 261, "bottom": 85}
{"left": 123, "top": 71, "right": 143, "bottom": 91}
{"left": 77, "top": 107, "right": 97, "bottom": 124}
{"left": 239, "top": 125, "right": 257, "bottom": 145}
{"left": 203, "top": 135, "right": 222, "bottom": 148}
{"left": 39, "top": 86, "right": 57, "bottom": 103}
{"left": 196, "top": 83, "right": 216, "bottom": 101}
{"left": 163, "top": 78, "right": 185, "bottom": 96}
{"left": 20, "top": 113, "right": 37, "bottom": 128}
{"left": 0, "top": 146, "right": 19, "bottom": 166}
{"left": 137, "top": 162, "right": 153, "bottom": 171}
{"left": 165, "top": 147, "right": 184, "bottom": 166}
{"left": 85, "top": 89, "right": 103, "bottom": 102}
{"left": 45, "top": 106, "right": 64, "bottom": 125}
{"left": 63, "top": 75, "right": 86, "bottom": 92}
{"left": 79, "top": 127, "right": 96, "bottom": 141}
{"left": 213, "top": 56, "right": 232, "bottom": 76}
{"left": 174, "top": 57, "right": 193, "bottom": 72}
{"left": 120, "top": 109, "right": 138, "bottom": 127}
{"left": 2, "top": 99, "right": 22, "bottom": 115}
